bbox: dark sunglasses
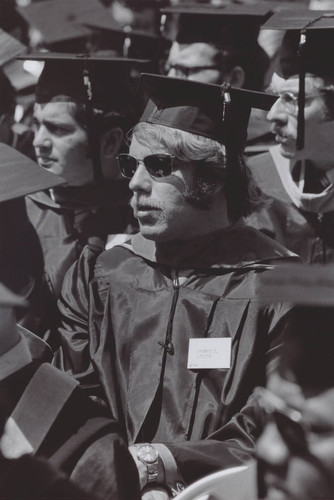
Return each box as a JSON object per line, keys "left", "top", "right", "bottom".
{"left": 117, "top": 153, "right": 175, "bottom": 179}
{"left": 254, "top": 386, "right": 309, "bottom": 456}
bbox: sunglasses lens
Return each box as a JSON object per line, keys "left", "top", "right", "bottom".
{"left": 144, "top": 154, "right": 173, "bottom": 178}
{"left": 117, "top": 154, "right": 137, "bottom": 179}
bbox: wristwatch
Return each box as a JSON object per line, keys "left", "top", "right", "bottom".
{"left": 136, "top": 443, "right": 159, "bottom": 483}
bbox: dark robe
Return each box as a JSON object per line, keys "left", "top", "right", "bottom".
{"left": 24, "top": 179, "right": 138, "bottom": 339}
{"left": 55, "top": 225, "right": 298, "bottom": 485}
{"left": 0, "top": 453, "right": 95, "bottom": 500}
{"left": 0, "top": 355, "right": 140, "bottom": 500}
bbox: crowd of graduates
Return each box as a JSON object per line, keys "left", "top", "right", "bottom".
{"left": 1, "top": 1, "right": 334, "bottom": 499}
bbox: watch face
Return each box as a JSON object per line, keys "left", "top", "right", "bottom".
{"left": 138, "top": 444, "right": 158, "bottom": 464}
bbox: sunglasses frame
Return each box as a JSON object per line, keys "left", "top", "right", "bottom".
{"left": 117, "top": 153, "right": 176, "bottom": 179}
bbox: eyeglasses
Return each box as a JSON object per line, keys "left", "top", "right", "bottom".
{"left": 254, "top": 386, "right": 309, "bottom": 456}
{"left": 266, "top": 88, "right": 326, "bottom": 114}
{"left": 117, "top": 153, "right": 175, "bottom": 179}
{"left": 161, "top": 61, "right": 220, "bottom": 79}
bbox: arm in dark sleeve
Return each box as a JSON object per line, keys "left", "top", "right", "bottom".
{"left": 161, "top": 395, "right": 260, "bottom": 486}
{"left": 53, "top": 244, "right": 108, "bottom": 398}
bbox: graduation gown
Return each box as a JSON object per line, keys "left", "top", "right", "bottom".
{"left": 0, "top": 453, "right": 94, "bottom": 500}
{"left": 24, "top": 179, "right": 137, "bottom": 338}
{"left": 55, "top": 225, "right": 298, "bottom": 484}
{"left": 0, "top": 358, "right": 140, "bottom": 500}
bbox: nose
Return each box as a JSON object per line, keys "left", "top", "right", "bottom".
{"left": 33, "top": 125, "right": 52, "bottom": 151}
{"left": 267, "top": 98, "right": 288, "bottom": 125}
{"left": 129, "top": 163, "right": 152, "bottom": 193}
{"left": 256, "top": 422, "right": 290, "bottom": 467}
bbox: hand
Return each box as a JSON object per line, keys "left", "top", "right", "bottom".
{"left": 142, "top": 485, "right": 170, "bottom": 500}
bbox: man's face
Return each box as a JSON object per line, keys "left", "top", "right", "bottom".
{"left": 256, "top": 371, "right": 334, "bottom": 500}
{"left": 128, "top": 136, "right": 209, "bottom": 242}
{"left": 33, "top": 102, "right": 94, "bottom": 186}
{"left": 267, "top": 73, "right": 334, "bottom": 164}
{"left": 166, "top": 42, "right": 223, "bottom": 84}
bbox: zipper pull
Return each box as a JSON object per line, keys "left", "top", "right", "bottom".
{"left": 318, "top": 212, "right": 324, "bottom": 223}
{"left": 158, "top": 340, "right": 175, "bottom": 355}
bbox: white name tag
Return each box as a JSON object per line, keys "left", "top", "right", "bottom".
{"left": 187, "top": 338, "right": 232, "bottom": 370}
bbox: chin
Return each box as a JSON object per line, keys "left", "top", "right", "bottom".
{"left": 279, "top": 144, "right": 296, "bottom": 159}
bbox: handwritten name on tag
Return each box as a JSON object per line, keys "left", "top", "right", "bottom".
{"left": 187, "top": 338, "right": 231, "bottom": 370}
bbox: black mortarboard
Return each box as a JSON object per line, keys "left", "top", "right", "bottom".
{"left": 262, "top": 10, "right": 334, "bottom": 150}
{"left": 138, "top": 73, "right": 276, "bottom": 147}
{"left": 138, "top": 73, "right": 276, "bottom": 220}
{"left": 87, "top": 25, "right": 161, "bottom": 60}
{"left": 21, "top": 52, "right": 145, "bottom": 111}
{"left": 20, "top": 51, "right": 149, "bottom": 183}
{"left": 16, "top": 0, "right": 113, "bottom": 51}
{"left": 0, "top": 142, "right": 64, "bottom": 202}
{"left": 160, "top": 4, "right": 273, "bottom": 45}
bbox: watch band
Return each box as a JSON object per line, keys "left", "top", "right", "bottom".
{"left": 136, "top": 443, "right": 159, "bottom": 483}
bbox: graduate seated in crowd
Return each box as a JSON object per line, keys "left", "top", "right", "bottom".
{"left": 55, "top": 73, "right": 299, "bottom": 498}
{"left": 19, "top": 53, "right": 146, "bottom": 339}
{"left": 249, "top": 11, "right": 334, "bottom": 264}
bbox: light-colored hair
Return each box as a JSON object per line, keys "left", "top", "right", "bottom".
{"left": 132, "top": 121, "right": 226, "bottom": 169}
{"left": 132, "top": 122, "right": 266, "bottom": 220}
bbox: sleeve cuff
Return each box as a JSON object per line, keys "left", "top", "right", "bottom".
{"left": 154, "top": 443, "right": 186, "bottom": 497}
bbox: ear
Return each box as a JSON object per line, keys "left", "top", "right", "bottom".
{"left": 228, "top": 66, "right": 245, "bottom": 89}
{"left": 100, "top": 127, "right": 124, "bottom": 159}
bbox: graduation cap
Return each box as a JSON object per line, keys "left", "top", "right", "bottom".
{"left": 137, "top": 73, "right": 277, "bottom": 220}
{"left": 87, "top": 24, "right": 161, "bottom": 60}
{"left": 262, "top": 10, "right": 334, "bottom": 150}
{"left": 255, "top": 262, "right": 334, "bottom": 390}
{"left": 0, "top": 142, "right": 64, "bottom": 203}
{"left": 16, "top": 0, "right": 114, "bottom": 51}
{"left": 20, "top": 51, "right": 149, "bottom": 183}
{"left": 160, "top": 4, "right": 274, "bottom": 46}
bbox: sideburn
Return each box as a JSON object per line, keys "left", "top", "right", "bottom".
{"left": 183, "top": 166, "right": 223, "bottom": 210}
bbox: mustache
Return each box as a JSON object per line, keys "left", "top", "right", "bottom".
{"left": 130, "top": 195, "right": 161, "bottom": 211}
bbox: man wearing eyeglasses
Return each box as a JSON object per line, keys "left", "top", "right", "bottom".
{"left": 55, "top": 74, "right": 298, "bottom": 499}
{"left": 248, "top": 13, "right": 334, "bottom": 264}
